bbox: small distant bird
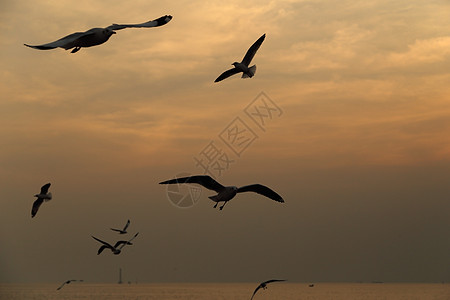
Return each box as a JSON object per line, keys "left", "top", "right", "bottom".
{"left": 24, "top": 15, "right": 172, "bottom": 53}
{"left": 110, "top": 219, "right": 130, "bottom": 234}
{"left": 159, "top": 175, "right": 284, "bottom": 210}
{"left": 56, "top": 279, "right": 83, "bottom": 290}
{"left": 31, "top": 183, "right": 52, "bottom": 218}
{"left": 92, "top": 232, "right": 139, "bottom": 255}
{"left": 251, "top": 279, "right": 286, "bottom": 300}
{"left": 214, "top": 33, "right": 266, "bottom": 82}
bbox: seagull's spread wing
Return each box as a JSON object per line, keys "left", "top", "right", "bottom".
{"left": 236, "top": 184, "right": 284, "bottom": 202}
{"left": 24, "top": 31, "right": 95, "bottom": 50}
{"left": 97, "top": 245, "right": 109, "bottom": 255}
{"left": 114, "top": 240, "right": 131, "bottom": 248}
{"left": 107, "top": 15, "right": 173, "bottom": 31}
{"left": 251, "top": 279, "right": 286, "bottom": 300}
{"left": 57, "top": 279, "right": 83, "bottom": 290}
{"left": 118, "top": 232, "right": 139, "bottom": 250}
{"left": 110, "top": 228, "right": 122, "bottom": 232}
{"left": 160, "top": 175, "right": 224, "bottom": 192}
{"left": 40, "top": 183, "right": 51, "bottom": 194}
{"left": 241, "top": 34, "right": 266, "bottom": 66}
{"left": 214, "top": 68, "right": 241, "bottom": 82}
{"left": 56, "top": 281, "right": 68, "bottom": 290}
{"left": 123, "top": 219, "right": 130, "bottom": 231}
{"left": 92, "top": 236, "right": 113, "bottom": 248}
{"left": 250, "top": 284, "right": 264, "bottom": 300}
{"left": 31, "top": 198, "right": 44, "bottom": 218}
{"left": 263, "top": 279, "right": 286, "bottom": 284}
{"left": 126, "top": 232, "right": 139, "bottom": 245}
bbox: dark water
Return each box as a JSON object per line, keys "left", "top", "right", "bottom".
{"left": 1, "top": 283, "right": 449, "bottom": 300}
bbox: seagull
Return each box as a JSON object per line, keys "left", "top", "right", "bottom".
{"left": 110, "top": 219, "right": 130, "bottom": 234}
{"left": 56, "top": 279, "right": 83, "bottom": 290}
{"left": 159, "top": 175, "right": 284, "bottom": 210}
{"left": 31, "top": 183, "right": 52, "bottom": 218}
{"left": 251, "top": 279, "right": 286, "bottom": 300}
{"left": 92, "top": 232, "right": 139, "bottom": 255}
{"left": 214, "top": 33, "right": 266, "bottom": 82}
{"left": 24, "top": 15, "right": 172, "bottom": 53}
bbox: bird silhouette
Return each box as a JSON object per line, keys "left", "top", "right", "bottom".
{"left": 159, "top": 175, "right": 284, "bottom": 210}
{"left": 31, "top": 183, "right": 52, "bottom": 218}
{"left": 25, "top": 15, "right": 172, "bottom": 53}
{"left": 92, "top": 232, "right": 139, "bottom": 255}
{"left": 56, "top": 279, "right": 83, "bottom": 290}
{"left": 251, "top": 279, "right": 286, "bottom": 300}
{"left": 215, "top": 34, "right": 266, "bottom": 82}
{"left": 110, "top": 219, "right": 130, "bottom": 234}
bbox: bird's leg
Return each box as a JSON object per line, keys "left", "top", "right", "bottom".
{"left": 71, "top": 47, "right": 81, "bottom": 53}
{"left": 213, "top": 202, "right": 218, "bottom": 208}
{"left": 219, "top": 201, "right": 227, "bottom": 210}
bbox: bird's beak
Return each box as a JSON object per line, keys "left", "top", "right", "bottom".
{"left": 112, "top": 31, "right": 116, "bottom": 34}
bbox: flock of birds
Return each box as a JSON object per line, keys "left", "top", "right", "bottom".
{"left": 26, "top": 13, "right": 288, "bottom": 298}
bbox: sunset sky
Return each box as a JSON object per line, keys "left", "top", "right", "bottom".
{"left": 1, "top": 0, "right": 449, "bottom": 283}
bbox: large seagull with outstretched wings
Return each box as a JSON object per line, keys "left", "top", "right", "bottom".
{"left": 24, "top": 15, "right": 172, "bottom": 53}
{"left": 159, "top": 175, "right": 284, "bottom": 210}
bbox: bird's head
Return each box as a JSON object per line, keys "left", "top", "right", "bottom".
{"left": 103, "top": 28, "right": 116, "bottom": 37}
{"left": 232, "top": 62, "right": 239, "bottom": 66}
{"left": 113, "top": 249, "right": 121, "bottom": 255}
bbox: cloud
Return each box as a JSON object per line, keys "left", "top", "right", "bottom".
{"left": 387, "top": 36, "right": 450, "bottom": 66}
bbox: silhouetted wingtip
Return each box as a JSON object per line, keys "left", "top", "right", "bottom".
{"left": 24, "top": 44, "right": 54, "bottom": 50}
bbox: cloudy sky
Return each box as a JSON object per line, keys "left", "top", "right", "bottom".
{"left": 1, "top": 0, "right": 449, "bottom": 283}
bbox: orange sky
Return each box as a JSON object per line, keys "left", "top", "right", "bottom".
{"left": 0, "top": 0, "right": 449, "bottom": 283}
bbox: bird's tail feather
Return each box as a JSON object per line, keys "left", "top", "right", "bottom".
{"left": 242, "top": 65, "right": 257, "bottom": 78}
{"left": 45, "top": 193, "right": 52, "bottom": 202}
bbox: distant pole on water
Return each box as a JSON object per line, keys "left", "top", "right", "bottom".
{"left": 118, "top": 268, "right": 123, "bottom": 284}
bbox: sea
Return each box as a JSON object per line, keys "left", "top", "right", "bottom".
{"left": 1, "top": 282, "right": 449, "bottom": 300}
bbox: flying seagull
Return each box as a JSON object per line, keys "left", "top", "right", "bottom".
{"left": 56, "top": 279, "right": 83, "bottom": 290}
{"left": 159, "top": 175, "right": 284, "bottom": 210}
{"left": 24, "top": 15, "right": 172, "bottom": 53}
{"left": 214, "top": 33, "right": 265, "bottom": 82}
{"left": 110, "top": 219, "right": 130, "bottom": 234}
{"left": 31, "top": 183, "right": 52, "bottom": 218}
{"left": 91, "top": 232, "right": 139, "bottom": 255}
{"left": 251, "top": 279, "right": 286, "bottom": 300}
